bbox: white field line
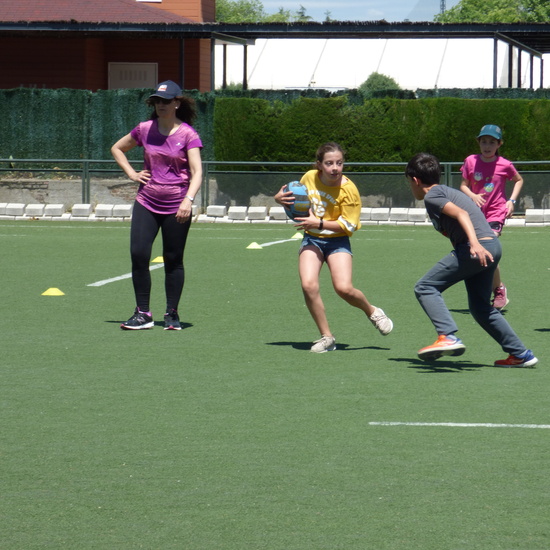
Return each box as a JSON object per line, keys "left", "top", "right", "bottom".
{"left": 259, "top": 238, "right": 300, "bottom": 247}
{"left": 369, "top": 421, "right": 550, "bottom": 429}
{"left": 87, "top": 263, "right": 164, "bottom": 287}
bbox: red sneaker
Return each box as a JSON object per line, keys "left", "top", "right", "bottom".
{"left": 494, "top": 350, "right": 538, "bottom": 368}
{"left": 418, "top": 335, "right": 466, "bottom": 361}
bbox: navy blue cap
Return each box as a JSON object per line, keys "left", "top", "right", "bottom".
{"left": 149, "top": 80, "right": 182, "bottom": 100}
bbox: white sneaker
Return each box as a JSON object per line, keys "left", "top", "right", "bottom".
{"left": 369, "top": 307, "right": 393, "bottom": 335}
{"left": 311, "top": 335, "right": 336, "bottom": 353}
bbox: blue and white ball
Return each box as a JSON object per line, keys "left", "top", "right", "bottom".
{"left": 283, "top": 181, "right": 311, "bottom": 220}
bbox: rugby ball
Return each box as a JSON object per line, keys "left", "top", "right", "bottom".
{"left": 283, "top": 181, "right": 311, "bottom": 220}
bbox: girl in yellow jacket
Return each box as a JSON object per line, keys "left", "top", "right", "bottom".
{"left": 275, "top": 142, "right": 393, "bottom": 353}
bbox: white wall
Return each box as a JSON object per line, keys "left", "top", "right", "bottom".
{"left": 215, "top": 38, "right": 547, "bottom": 91}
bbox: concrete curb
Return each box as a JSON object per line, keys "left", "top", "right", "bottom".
{"left": 0, "top": 203, "right": 548, "bottom": 227}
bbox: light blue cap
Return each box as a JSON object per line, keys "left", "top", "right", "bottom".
{"left": 478, "top": 124, "right": 502, "bottom": 140}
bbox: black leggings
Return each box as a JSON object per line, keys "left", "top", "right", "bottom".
{"left": 130, "top": 200, "right": 191, "bottom": 313}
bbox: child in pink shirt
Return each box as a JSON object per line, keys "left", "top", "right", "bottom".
{"left": 460, "top": 124, "right": 524, "bottom": 309}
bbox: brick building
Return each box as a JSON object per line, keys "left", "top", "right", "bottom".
{"left": 0, "top": 0, "right": 216, "bottom": 91}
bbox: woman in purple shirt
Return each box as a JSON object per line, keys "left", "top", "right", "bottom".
{"left": 111, "top": 81, "right": 203, "bottom": 331}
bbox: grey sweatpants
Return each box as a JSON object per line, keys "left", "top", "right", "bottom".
{"left": 414, "top": 237, "right": 526, "bottom": 356}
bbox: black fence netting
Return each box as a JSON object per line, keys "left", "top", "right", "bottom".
{"left": 0, "top": 87, "right": 216, "bottom": 165}
{"left": 0, "top": 88, "right": 89, "bottom": 161}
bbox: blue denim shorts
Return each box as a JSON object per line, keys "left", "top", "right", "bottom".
{"left": 299, "top": 233, "right": 352, "bottom": 259}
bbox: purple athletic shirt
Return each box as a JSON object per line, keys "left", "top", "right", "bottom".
{"left": 130, "top": 119, "right": 202, "bottom": 214}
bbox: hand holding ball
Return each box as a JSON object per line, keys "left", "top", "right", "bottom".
{"left": 283, "top": 181, "right": 311, "bottom": 221}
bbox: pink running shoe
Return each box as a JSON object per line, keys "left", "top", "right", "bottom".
{"left": 492, "top": 284, "right": 509, "bottom": 310}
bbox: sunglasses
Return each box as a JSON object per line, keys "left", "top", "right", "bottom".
{"left": 151, "top": 97, "right": 174, "bottom": 105}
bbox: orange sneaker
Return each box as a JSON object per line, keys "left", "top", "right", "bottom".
{"left": 418, "top": 335, "right": 466, "bottom": 361}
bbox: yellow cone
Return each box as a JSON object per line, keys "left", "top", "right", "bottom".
{"left": 246, "top": 242, "right": 263, "bottom": 249}
{"left": 42, "top": 288, "right": 65, "bottom": 296}
{"left": 152, "top": 256, "right": 164, "bottom": 263}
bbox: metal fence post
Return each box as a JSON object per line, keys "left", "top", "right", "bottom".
{"left": 442, "top": 162, "right": 452, "bottom": 187}
{"left": 202, "top": 161, "right": 209, "bottom": 210}
{"left": 82, "top": 161, "right": 90, "bottom": 203}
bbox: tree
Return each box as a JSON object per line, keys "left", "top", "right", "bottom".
{"left": 519, "top": 0, "right": 550, "bottom": 19}
{"left": 435, "top": 0, "right": 550, "bottom": 23}
{"left": 295, "top": 5, "right": 312, "bottom": 22}
{"left": 264, "top": 7, "right": 293, "bottom": 23}
{"left": 216, "top": 0, "right": 267, "bottom": 22}
{"left": 358, "top": 72, "right": 401, "bottom": 96}
{"left": 216, "top": 0, "right": 313, "bottom": 23}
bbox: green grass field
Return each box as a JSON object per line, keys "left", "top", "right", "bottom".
{"left": 1, "top": 220, "right": 548, "bottom": 549}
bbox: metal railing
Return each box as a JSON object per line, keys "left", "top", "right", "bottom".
{"left": 1, "top": 158, "right": 549, "bottom": 210}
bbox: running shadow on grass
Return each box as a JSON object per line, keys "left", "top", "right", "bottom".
{"left": 266, "top": 341, "right": 312, "bottom": 351}
{"left": 338, "top": 344, "right": 390, "bottom": 352}
{"left": 266, "top": 341, "right": 390, "bottom": 352}
{"left": 449, "top": 308, "right": 471, "bottom": 315}
{"left": 153, "top": 321, "right": 193, "bottom": 330}
{"left": 389, "top": 357, "right": 486, "bottom": 373}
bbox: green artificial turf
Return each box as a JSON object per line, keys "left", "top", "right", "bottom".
{"left": 1, "top": 221, "right": 548, "bottom": 549}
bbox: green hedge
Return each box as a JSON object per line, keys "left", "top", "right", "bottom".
{"left": 213, "top": 95, "right": 550, "bottom": 164}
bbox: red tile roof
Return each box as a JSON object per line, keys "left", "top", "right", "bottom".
{"left": 0, "top": 0, "right": 195, "bottom": 24}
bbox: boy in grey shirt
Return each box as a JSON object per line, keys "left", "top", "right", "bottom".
{"left": 405, "top": 152, "right": 537, "bottom": 367}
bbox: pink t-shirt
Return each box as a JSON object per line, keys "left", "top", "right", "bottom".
{"left": 130, "top": 119, "right": 202, "bottom": 214}
{"left": 460, "top": 154, "right": 518, "bottom": 223}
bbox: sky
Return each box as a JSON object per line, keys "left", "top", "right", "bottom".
{"left": 261, "top": 0, "right": 462, "bottom": 22}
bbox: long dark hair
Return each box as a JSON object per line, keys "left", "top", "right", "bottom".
{"left": 147, "top": 95, "right": 197, "bottom": 125}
